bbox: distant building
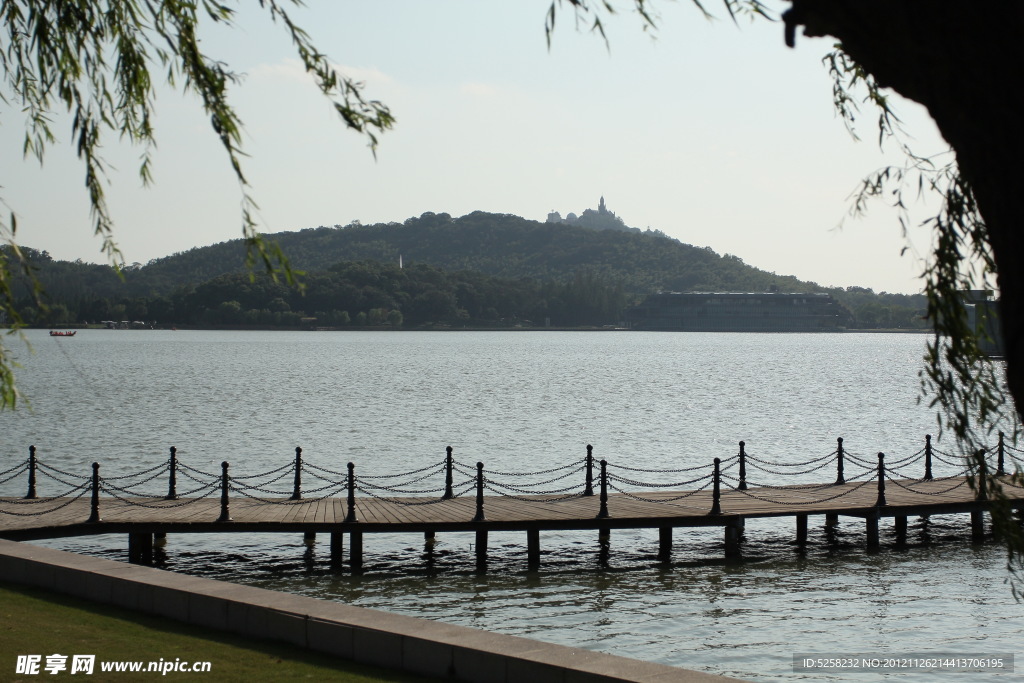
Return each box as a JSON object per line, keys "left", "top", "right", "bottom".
{"left": 962, "top": 290, "right": 1003, "bottom": 357}
{"left": 626, "top": 292, "right": 850, "bottom": 332}
{"left": 546, "top": 197, "right": 639, "bottom": 233}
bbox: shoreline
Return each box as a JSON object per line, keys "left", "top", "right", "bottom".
{"left": 0, "top": 539, "right": 742, "bottom": 683}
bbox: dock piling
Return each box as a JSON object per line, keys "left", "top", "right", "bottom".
{"left": 658, "top": 526, "right": 672, "bottom": 561}
{"left": 527, "top": 528, "right": 540, "bottom": 567}
{"left": 128, "top": 533, "right": 153, "bottom": 565}
{"left": 724, "top": 519, "right": 743, "bottom": 558}
{"left": 866, "top": 511, "right": 880, "bottom": 548}
{"left": 330, "top": 532, "right": 344, "bottom": 567}
{"left": 895, "top": 515, "right": 908, "bottom": 544}
{"left": 971, "top": 510, "right": 986, "bottom": 541}
{"left": 796, "top": 513, "right": 808, "bottom": 545}
{"left": 349, "top": 532, "right": 363, "bottom": 572}
{"left": 475, "top": 529, "right": 488, "bottom": 568}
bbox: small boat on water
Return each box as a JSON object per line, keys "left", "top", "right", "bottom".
{"left": 48, "top": 330, "right": 77, "bottom": 337}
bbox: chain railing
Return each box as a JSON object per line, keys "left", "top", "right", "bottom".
{"left": 2, "top": 435, "right": 1017, "bottom": 524}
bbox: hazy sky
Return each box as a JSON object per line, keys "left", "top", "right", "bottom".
{"left": 0, "top": 1, "right": 950, "bottom": 294}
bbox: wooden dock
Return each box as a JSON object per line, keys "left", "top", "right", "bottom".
{"left": 2, "top": 440, "right": 1022, "bottom": 569}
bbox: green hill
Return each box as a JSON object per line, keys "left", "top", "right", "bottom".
{"left": 129, "top": 211, "right": 815, "bottom": 297}
{"left": 7, "top": 210, "right": 928, "bottom": 329}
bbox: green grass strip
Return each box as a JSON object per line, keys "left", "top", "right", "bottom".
{"left": 0, "top": 582, "right": 438, "bottom": 682}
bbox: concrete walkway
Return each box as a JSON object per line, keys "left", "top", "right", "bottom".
{"left": 0, "top": 539, "right": 744, "bottom": 683}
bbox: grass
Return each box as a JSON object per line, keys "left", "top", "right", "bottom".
{"left": 0, "top": 582, "right": 438, "bottom": 682}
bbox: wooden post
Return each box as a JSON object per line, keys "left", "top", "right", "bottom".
{"left": 290, "top": 447, "right": 302, "bottom": 500}
{"left": 924, "top": 434, "right": 933, "bottom": 481}
{"left": 658, "top": 526, "right": 672, "bottom": 561}
{"left": 344, "top": 462, "right": 357, "bottom": 523}
{"left": 527, "top": 528, "right": 540, "bottom": 568}
{"left": 88, "top": 462, "right": 101, "bottom": 523}
{"left": 738, "top": 441, "right": 748, "bottom": 491}
{"left": 825, "top": 512, "right": 839, "bottom": 527}
{"left": 442, "top": 446, "right": 454, "bottom": 499}
{"left": 835, "top": 437, "right": 845, "bottom": 485}
{"left": 710, "top": 458, "right": 722, "bottom": 515}
{"left": 596, "top": 459, "right": 609, "bottom": 518}
{"left": 473, "top": 462, "right": 486, "bottom": 522}
{"left": 166, "top": 446, "right": 178, "bottom": 500}
{"left": 330, "top": 532, "right": 344, "bottom": 567}
{"left": 866, "top": 511, "right": 880, "bottom": 548}
{"left": 26, "top": 446, "right": 37, "bottom": 499}
{"left": 997, "top": 431, "right": 1006, "bottom": 476}
{"left": 128, "top": 533, "right": 153, "bottom": 565}
{"left": 895, "top": 515, "right": 908, "bottom": 544}
{"left": 303, "top": 531, "right": 316, "bottom": 543}
{"left": 584, "top": 445, "right": 594, "bottom": 496}
{"left": 796, "top": 513, "right": 808, "bottom": 545}
{"left": 724, "top": 519, "right": 742, "bottom": 558}
{"left": 217, "top": 461, "right": 231, "bottom": 522}
{"left": 475, "top": 529, "right": 488, "bottom": 568}
{"left": 875, "top": 452, "right": 887, "bottom": 507}
{"left": 349, "top": 531, "right": 363, "bottom": 572}
{"left": 424, "top": 530, "right": 436, "bottom": 542}
{"left": 971, "top": 510, "right": 986, "bottom": 541}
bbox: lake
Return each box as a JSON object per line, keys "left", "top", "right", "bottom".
{"left": 3, "top": 329, "right": 1020, "bottom": 682}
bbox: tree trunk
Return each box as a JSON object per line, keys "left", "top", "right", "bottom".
{"left": 784, "top": 1, "right": 1024, "bottom": 416}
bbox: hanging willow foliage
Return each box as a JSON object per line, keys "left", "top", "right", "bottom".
{"left": 0, "top": 0, "right": 395, "bottom": 408}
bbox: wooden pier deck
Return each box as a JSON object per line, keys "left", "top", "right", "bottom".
{"left": 2, "top": 475, "right": 1022, "bottom": 569}
{"left": 0, "top": 476, "right": 1017, "bottom": 537}
{"left": 2, "top": 440, "right": 1022, "bottom": 569}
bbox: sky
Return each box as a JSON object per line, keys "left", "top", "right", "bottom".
{"left": 0, "top": 1, "right": 952, "bottom": 294}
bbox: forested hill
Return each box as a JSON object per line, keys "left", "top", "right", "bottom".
{"left": 126, "top": 211, "right": 814, "bottom": 297}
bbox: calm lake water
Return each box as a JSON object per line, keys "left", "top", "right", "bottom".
{"left": 3, "top": 329, "right": 1020, "bottom": 682}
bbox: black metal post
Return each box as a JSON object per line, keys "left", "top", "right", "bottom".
{"left": 345, "top": 462, "right": 358, "bottom": 523}
{"left": 473, "top": 461, "right": 486, "bottom": 522}
{"left": 924, "top": 434, "right": 933, "bottom": 481}
{"left": 738, "top": 441, "right": 748, "bottom": 491}
{"left": 442, "top": 446, "right": 454, "bottom": 500}
{"left": 875, "top": 452, "right": 887, "bottom": 507}
{"left": 217, "top": 461, "right": 232, "bottom": 522}
{"left": 977, "top": 449, "right": 989, "bottom": 501}
{"left": 166, "top": 446, "right": 177, "bottom": 500}
{"left": 87, "top": 462, "right": 101, "bottom": 523}
{"left": 997, "top": 431, "right": 1005, "bottom": 476}
{"left": 26, "top": 445, "right": 37, "bottom": 499}
{"left": 584, "top": 445, "right": 594, "bottom": 496}
{"left": 835, "top": 437, "right": 846, "bottom": 485}
{"left": 596, "top": 459, "right": 609, "bottom": 518}
{"left": 711, "top": 458, "right": 722, "bottom": 515}
{"left": 290, "top": 447, "right": 302, "bottom": 500}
